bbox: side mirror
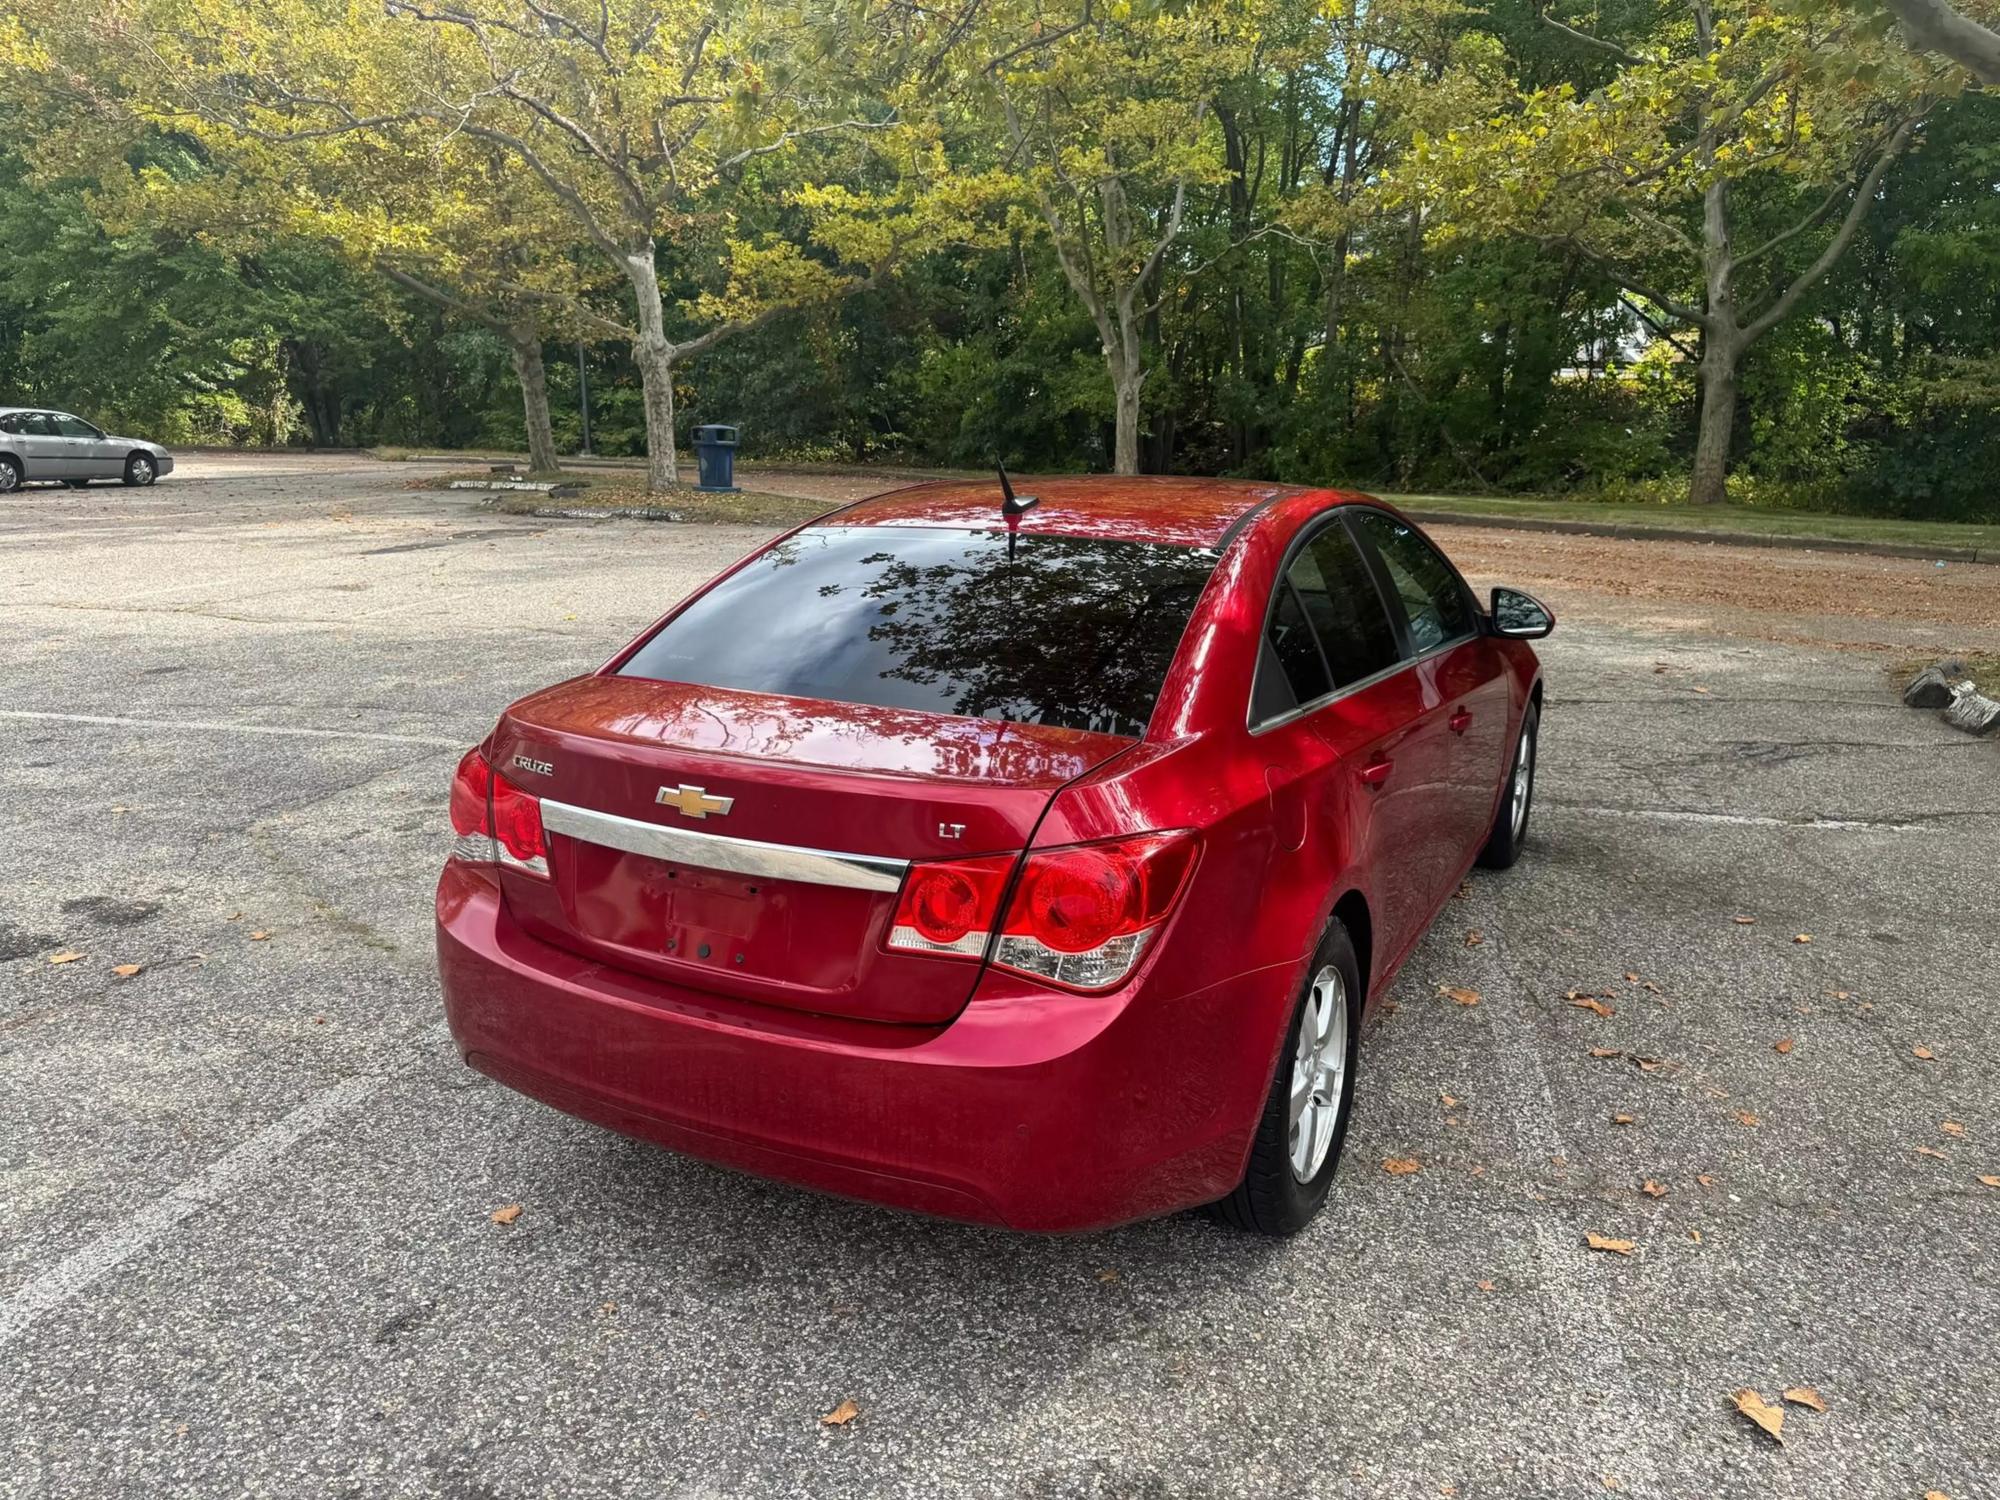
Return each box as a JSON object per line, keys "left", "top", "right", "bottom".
{"left": 1490, "top": 586, "right": 1555, "bottom": 640}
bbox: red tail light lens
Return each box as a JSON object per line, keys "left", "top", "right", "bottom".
{"left": 885, "top": 832, "right": 1197, "bottom": 991}
{"left": 490, "top": 775, "right": 548, "bottom": 871}
{"left": 446, "top": 748, "right": 548, "bottom": 878}
{"left": 997, "top": 832, "right": 1197, "bottom": 990}
{"left": 887, "top": 854, "right": 1012, "bottom": 958}
{"left": 449, "top": 748, "right": 491, "bottom": 837}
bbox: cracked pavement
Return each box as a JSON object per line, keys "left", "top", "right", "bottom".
{"left": 2, "top": 454, "right": 1997, "bottom": 1499}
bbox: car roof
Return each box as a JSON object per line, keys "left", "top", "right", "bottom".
{"left": 832, "top": 474, "right": 1341, "bottom": 549}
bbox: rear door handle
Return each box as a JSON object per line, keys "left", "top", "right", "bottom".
{"left": 1360, "top": 757, "right": 1393, "bottom": 789}
{"left": 1449, "top": 707, "right": 1474, "bottom": 735}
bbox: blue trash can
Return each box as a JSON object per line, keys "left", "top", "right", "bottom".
{"left": 693, "top": 424, "right": 739, "bottom": 493}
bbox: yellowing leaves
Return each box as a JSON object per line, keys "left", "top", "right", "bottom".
{"left": 490, "top": 1203, "right": 523, "bottom": 1225}
{"left": 47, "top": 950, "right": 85, "bottom": 965}
{"left": 1585, "top": 1233, "right": 1635, "bottom": 1255}
{"left": 1382, "top": 1157, "right": 1423, "bottom": 1176}
{"left": 820, "top": 1398, "right": 860, "bottom": 1427}
{"left": 1569, "top": 996, "right": 1616, "bottom": 1019}
{"left": 1438, "top": 985, "right": 1481, "bottom": 1007}
{"left": 1782, "top": 1387, "right": 1827, "bottom": 1413}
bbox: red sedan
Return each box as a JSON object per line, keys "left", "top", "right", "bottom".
{"left": 437, "top": 476, "right": 1552, "bottom": 1234}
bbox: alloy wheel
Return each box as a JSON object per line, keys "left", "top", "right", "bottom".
{"left": 1510, "top": 720, "right": 1535, "bottom": 839}
{"left": 1287, "top": 963, "right": 1348, "bottom": 1182}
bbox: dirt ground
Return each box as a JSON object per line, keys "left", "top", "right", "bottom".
{"left": 735, "top": 466, "right": 2000, "bottom": 661}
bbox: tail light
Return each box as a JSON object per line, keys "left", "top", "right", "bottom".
{"left": 886, "top": 831, "right": 1197, "bottom": 992}
{"left": 447, "top": 748, "right": 549, "bottom": 877}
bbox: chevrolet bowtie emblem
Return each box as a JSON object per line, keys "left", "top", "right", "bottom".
{"left": 657, "top": 784, "right": 734, "bottom": 820}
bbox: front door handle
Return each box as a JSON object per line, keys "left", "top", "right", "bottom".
{"left": 1360, "top": 756, "right": 1393, "bottom": 789}
{"left": 1449, "top": 707, "right": 1474, "bottom": 735}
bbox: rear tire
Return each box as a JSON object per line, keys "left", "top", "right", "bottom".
{"left": 123, "top": 453, "right": 157, "bottom": 487}
{"left": 0, "top": 457, "right": 19, "bottom": 494}
{"left": 1476, "top": 702, "right": 1538, "bottom": 870}
{"left": 1213, "top": 918, "right": 1362, "bottom": 1236}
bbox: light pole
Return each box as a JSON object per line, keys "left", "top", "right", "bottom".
{"left": 577, "top": 341, "right": 593, "bottom": 457}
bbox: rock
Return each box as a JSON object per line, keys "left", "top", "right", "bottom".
{"left": 1904, "top": 666, "right": 1955, "bottom": 708}
{"left": 1943, "top": 683, "right": 2000, "bottom": 736}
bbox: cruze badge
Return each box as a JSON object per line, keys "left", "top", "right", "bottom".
{"left": 512, "top": 754, "right": 554, "bottom": 777}
{"left": 657, "top": 784, "right": 734, "bottom": 820}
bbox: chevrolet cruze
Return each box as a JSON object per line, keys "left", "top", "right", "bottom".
{"left": 437, "top": 476, "right": 1552, "bottom": 1234}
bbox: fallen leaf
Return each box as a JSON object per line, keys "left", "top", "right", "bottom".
{"left": 1696, "top": 1174, "right": 1716, "bottom": 1187}
{"left": 490, "top": 1203, "right": 523, "bottom": 1225}
{"left": 1734, "top": 1110, "right": 1761, "bottom": 1127}
{"left": 1774, "top": 1038, "right": 1794, "bottom": 1055}
{"left": 1913, "top": 1045, "right": 1936, "bottom": 1061}
{"left": 313, "top": 1016, "right": 326, "bottom": 1025}
{"left": 1824, "top": 989, "right": 1851, "bottom": 1000}
{"left": 1977, "top": 1176, "right": 2000, "bottom": 1189}
{"left": 1634, "top": 1057, "right": 1667, "bottom": 1072}
{"left": 1688, "top": 1229, "right": 1703, "bottom": 1243}
{"left": 1623, "top": 972, "right": 1640, "bottom": 983}
{"left": 1925, "top": 1492, "right": 1953, "bottom": 1500}
{"left": 1794, "top": 934, "right": 1812, "bottom": 945}
{"left": 1464, "top": 930, "right": 1484, "bottom": 947}
{"left": 1452, "top": 881, "right": 1472, "bottom": 900}
{"left": 1941, "top": 1121, "right": 1966, "bottom": 1139}
{"left": 111, "top": 963, "right": 143, "bottom": 978}
{"left": 1095, "top": 1267, "right": 1120, "bottom": 1284}
{"left": 1438, "top": 985, "right": 1481, "bottom": 1007}
{"left": 1550, "top": 1155, "right": 1567, "bottom": 1168}
{"left": 1611, "top": 1113, "right": 1636, "bottom": 1126}
{"left": 1570, "top": 997, "right": 1616, "bottom": 1018}
{"left": 1641, "top": 1180, "right": 1667, "bottom": 1198}
{"left": 1440, "top": 1093, "right": 1460, "bottom": 1108}
{"left": 1475, "top": 1279, "right": 1497, "bottom": 1292}
{"left": 1382, "top": 1157, "right": 1423, "bottom": 1176}
{"left": 1732, "top": 915, "right": 1757, "bottom": 925}
{"left": 1585, "top": 1233, "right": 1635, "bottom": 1255}
{"left": 227, "top": 911, "right": 243, "bottom": 921}
{"left": 821, "top": 1399, "right": 860, "bottom": 1427}
{"left": 1916, "top": 1145, "right": 1948, "bottom": 1160}
{"left": 1733, "top": 1389, "right": 1785, "bottom": 1444}
{"left": 249, "top": 930, "right": 271, "bottom": 941}
{"left": 1589, "top": 1046, "right": 1623, "bottom": 1059}
{"left": 48, "top": 951, "right": 85, "bottom": 965}
{"left": 1782, "top": 1387, "right": 1827, "bottom": 1413}
{"left": 1692, "top": 685, "right": 1711, "bottom": 694}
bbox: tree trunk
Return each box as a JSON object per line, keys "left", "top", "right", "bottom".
{"left": 1113, "top": 370, "right": 1142, "bottom": 475}
{"left": 1690, "top": 335, "right": 1739, "bottom": 507}
{"left": 623, "top": 247, "right": 679, "bottom": 491}
{"left": 509, "top": 333, "right": 561, "bottom": 476}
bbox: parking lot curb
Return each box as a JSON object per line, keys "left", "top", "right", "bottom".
{"left": 1399, "top": 509, "right": 1992, "bottom": 566}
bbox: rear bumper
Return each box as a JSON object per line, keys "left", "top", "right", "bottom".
{"left": 436, "top": 861, "right": 1284, "bottom": 1231}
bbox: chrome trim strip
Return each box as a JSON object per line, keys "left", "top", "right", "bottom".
{"left": 1248, "top": 633, "right": 1475, "bottom": 737}
{"left": 538, "top": 798, "right": 909, "bottom": 893}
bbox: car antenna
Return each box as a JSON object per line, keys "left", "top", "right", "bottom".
{"left": 996, "top": 465, "right": 1039, "bottom": 517}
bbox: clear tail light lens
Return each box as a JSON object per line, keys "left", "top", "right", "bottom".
{"left": 886, "top": 832, "right": 1197, "bottom": 992}
{"left": 447, "top": 748, "right": 549, "bottom": 877}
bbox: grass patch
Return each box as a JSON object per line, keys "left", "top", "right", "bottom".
{"left": 1380, "top": 493, "right": 2000, "bottom": 552}
{"left": 492, "top": 479, "right": 830, "bottom": 527}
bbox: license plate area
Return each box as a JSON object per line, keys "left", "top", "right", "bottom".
{"left": 562, "top": 839, "right": 881, "bottom": 987}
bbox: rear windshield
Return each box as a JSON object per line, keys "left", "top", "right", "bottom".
{"left": 618, "top": 525, "right": 1219, "bottom": 737}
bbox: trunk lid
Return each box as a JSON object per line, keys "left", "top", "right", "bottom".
{"left": 489, "top": 674, "right": 1134, "bottom": 1024}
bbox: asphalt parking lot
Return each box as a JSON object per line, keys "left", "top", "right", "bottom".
{"left": 3, "top": 453, "right": 1996, "bottom": 1499}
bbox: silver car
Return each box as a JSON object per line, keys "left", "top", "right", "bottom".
{"left": 0, "top": 407, "right": 175, "bottom": 492}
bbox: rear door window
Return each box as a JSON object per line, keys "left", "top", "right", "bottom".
{"left": 1349, "top": 510, "right": 1477, "bottom": 656}
{"left": 1253, "top": 517, "right": 1405, "bottom": 724}
{"left": 617, "top": 525, "right": 1218, "bottom": 738}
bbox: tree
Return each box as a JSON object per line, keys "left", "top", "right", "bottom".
{"left": 1397, "top": 0, "right": 1947, "bottom": 502}
{"left": 1877, "top": 0, "right": 2000, "bottom": 82}
{"left": 960, "top": 1, "right": 1261, "bottom": 474}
